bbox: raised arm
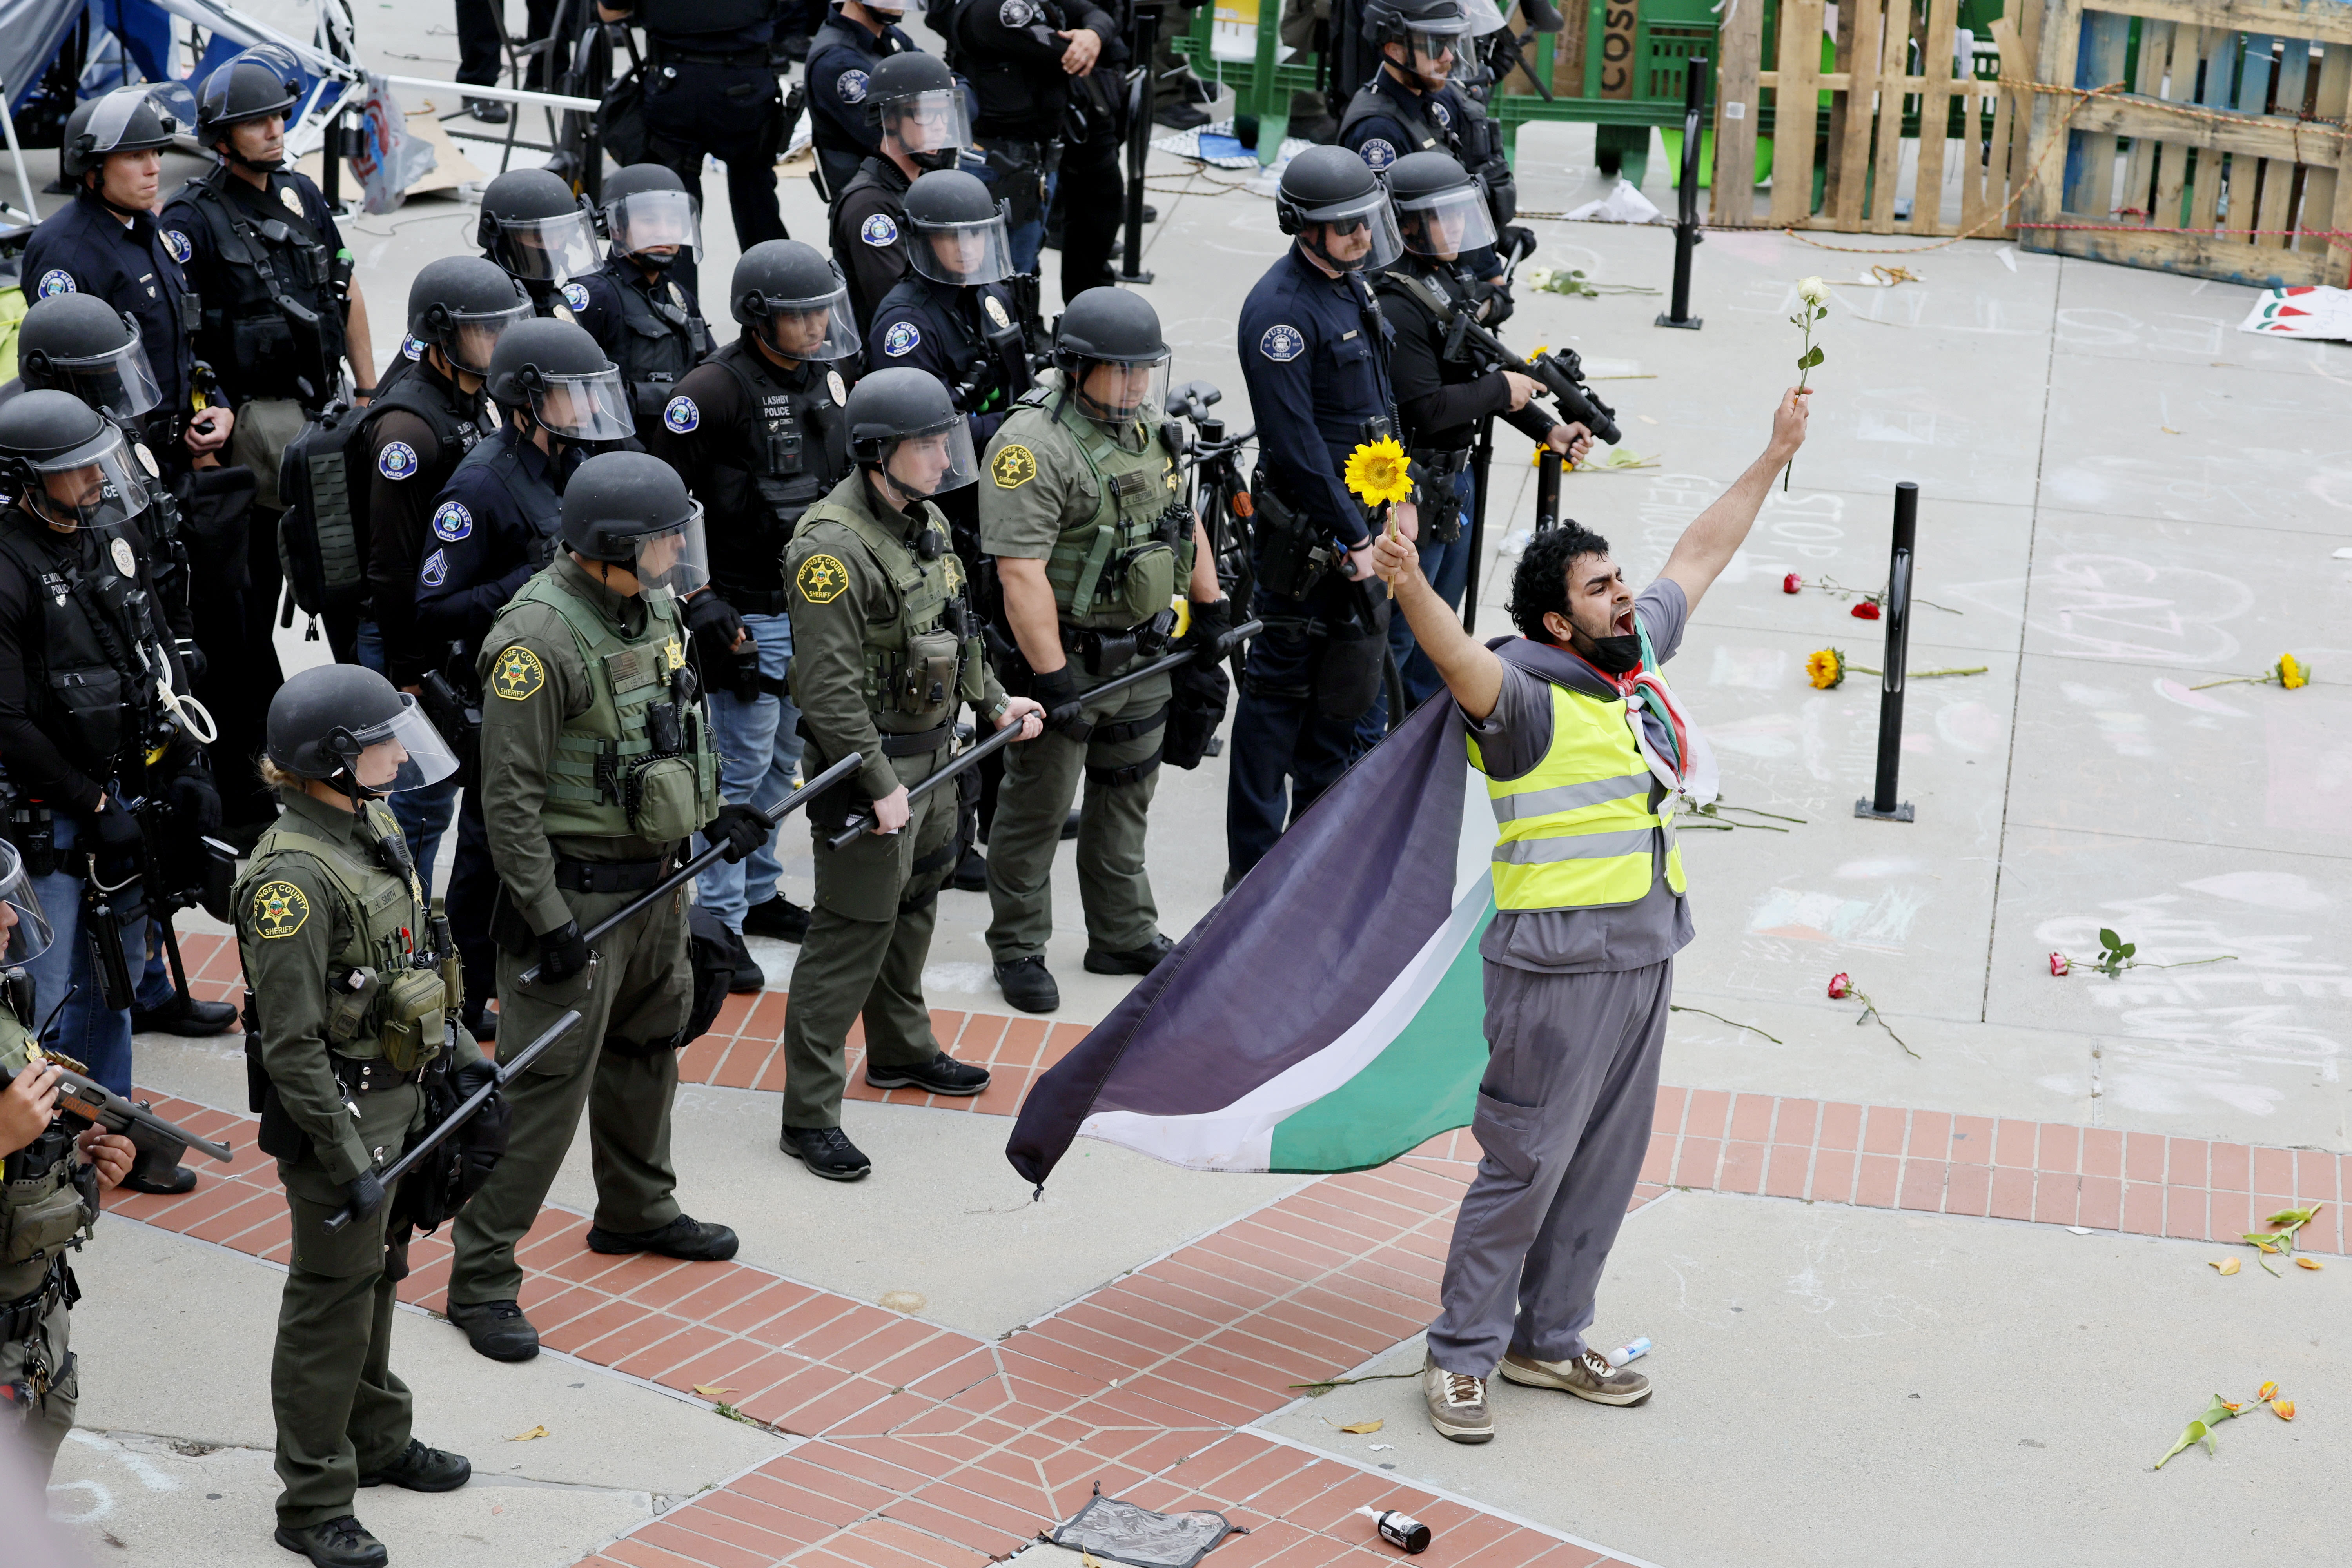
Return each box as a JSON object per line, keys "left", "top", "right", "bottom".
{"left": 1657, "top": 387, "right": 1812, "bottom": 620}
{"left": 1372, "top": 529, "right": 1504, "bottom": 721}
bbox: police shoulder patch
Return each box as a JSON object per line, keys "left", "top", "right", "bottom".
{"left": 860, "top": 212, "right": 899, "bottom": 247}
{"left": 35, "top": 269, "right": 76, "bottom": 298}
{"left": 1429, "top": 97, "right": 1453, "bottom": 127}
{"left": 840, "top": 68, "right": 869, "bottom": 103}
{"left": 432, "top": 501, "right": 473, "bottom": 541}
{"left": 796, "top": 553, "right": 851, "bottom": 604}
{"left": 162, "top": 229, "right": 193, "bottom": 263}
{"left": 402, "top": 335, "right": 425, "bottom": 361}
{"left": 490, "top": 644, "right": 546, "bottom": 701}
{"left": 251, "top": 880, "right": 310, "bottom": 939}
{"left": 662, "top": 394, "right": 700, "bottom": 434}
{"left": 1358, "top": 137, "right": 1397, "bottom": 171}
{"left": 991, "top": 443, "right": 1037, "bottom": 490}
{"left": 420, "top": 548, "right": 448, "bottom": 586}
{"left": 1259, "top": 324, "right": 1305, "bottom": 362}
{"left": 562, "top": 281, "right": 591, "bottom": 311}
{"left": 377, "top": 441, "right": 419, "bottom": 481}
{"left": 881, "top": 320, "right": 921, "bottom": 357}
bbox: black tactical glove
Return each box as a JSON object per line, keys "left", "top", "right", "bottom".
{"left": 87, "top": 797, "right": 145, "bottom": 882}
{"left": 682, "top": 590, "right": 750, "bottom": 674}
{"left": 1500, "top": 224, "right": 1539, "bottom": 263}
{"left": 1184, "top": 598, "right": 1236, "bottom": 660}
{"left": 537, "top": 920, "right": 592, "bottom": 983}
{"left": 708, "top": 802, "right": 771, "bottom": 864}
{"left": 169, "top": 770, "right": 222, "bottom": 835}
{"left": 1030, "top": 664, "right": 1087, "bottom": 735}
{"left": 343, "top": 1168, "right": 387, "bottom": 1220}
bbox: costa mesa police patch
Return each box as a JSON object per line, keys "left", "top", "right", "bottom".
{"left": 860, "top": 213, "right": 899, "bottom": 247}
{"left": 35, "top": 270, "right": 75, "bottom": 298}
{"left": 840, "top": 69, "right": 869, "bottom": 103}
{"left": 491, "top": 644, "right": 546, "bottom": 701}
{"left": 163, "top": 229, "right": 193, "bottom": 263}
{"left": 252, "top": 880, "right": 310, "bottom": 939}
{"left": 432, "top": 501, "right": 473, "bottom": 541}
{"left": 1358, "top": 138, "right": 1397, "bottom": 171}
{"left": 420, "top": 549, "right": 448, "bottom": 586}
{"left": 882, "top": 321, "right": 922, "bottom": 357}
{"left": 402, "top": 336, "right": 424, "bottom": 361}
{"left": 1259, "top": 324, "right": 1305, "bottom": 362}
{"left": 562, "top": 281, "right": 591, "bottom": 311}
{"left": 377, "top": 441, "right": 418, "bottom": 481}
{"left": 1430, "top": 98, "right": 1452, "bottom": 127}
{"left": 991, "top": 444, "right": 1036, "bottom": 489}
{"left": 663, "top": 395, "right": 700, "bottom": 434}
{"left": 796, "top": 554, "right": 850, "bottom": 604}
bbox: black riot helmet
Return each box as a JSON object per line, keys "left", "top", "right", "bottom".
{"left": 1364, "top": 0, "right": 1468, "bottom": 86}
{"left": 869, "top": 53, "right": 967, "bottom": 173}
{"left": 731, "top": 240, "right": 859, "bottom": 363}
{"left": 559, "top": 450, "right": 710, "bottom": 595}
{"left": 16, "top": 294, "right": 164, "bottom": 423}
{"left": 61, "top": 85, "right": 178, "bottom": 183}
{"left": 845, "top": 367, "right": 979, "bottom": 499}
{"left": 1385, "top": 149, "right": 1498, "bottom": 258}
{"left": 484, "top": 318, "right": 635, "bottom": 444}
{"left": 196, "top": 46, "right": 303, "bottom": 146}
{"left": 902, "top": 169, "right": 1014, "bottom": 286}
{"left": 407, "top": 256, "right": 534, "bottom": 378}
{"left": 267, "top": 663, "right": 459, "bottom": 799}
{"left": 477, "top": 168, "right": 601, "bottom": 284}
{"left": 1052, "top": 287, "right": 1171, "bottom": 425}
{"left": 0, "top": 389, "right": 151, "bottom": 534}
{"left": 1275, "top": 145, "right": 1405, "bottom": 272}
{"left": 597, "top": 162, "right": 702, "bottom": 265}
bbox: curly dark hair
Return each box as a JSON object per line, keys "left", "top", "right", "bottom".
{"left": 1506, "top": 523, "right": 1612, "bottom": 641}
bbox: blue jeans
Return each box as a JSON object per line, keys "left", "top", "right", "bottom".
{"left": 352, "top": 618, "right": 387, "bottom": 675}
{"left": 24, "top": 815, "right": 145, "bottom": 1095}
{"left": 1357, "top": 466, "right": 1477, "bottom": 747}
{"left": 695, "top": 611, "right": 804, "bottom": 929}
{"left": 392, "top": 773, "right": 461, "bottom": 889}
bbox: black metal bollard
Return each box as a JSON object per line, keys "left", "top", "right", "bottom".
{"left": 1119, "top": 2, "right": 1161, "bottom": 284}
{"left": 1855, "top": 482, "right": 1918, "bottom": 822}
{"left": 1655, "top": 54, "right": 1707, "bottom": 330}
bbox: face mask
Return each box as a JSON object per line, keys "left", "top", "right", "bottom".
{"left": 634, "top": 249, "right": 678, "bottom": 271}
{"left": 1581, "top": 633, "right": 1642, "bottom": 674}
{"left": 909, "top": 146, "right": 960, "bottom": 173}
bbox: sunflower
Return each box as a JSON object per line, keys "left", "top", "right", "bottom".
{"left": 1343, "top": 437, "right": 1413, "bottom": 507}
{"left": 2275, "top": 653, "right": 2309, "bottom": 690}
{"left": 1805, "top": 648, "right": 1846, "bottom": 689}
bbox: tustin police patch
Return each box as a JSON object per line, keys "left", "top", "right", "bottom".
{"left": 663, "top": 395, "right": 699, "bottom": 434}
{"left": 840, "top": 68, "right": 869, "bottom": 103}
{"left": 251, "top": 880, "right": 310, "bottom": 939}
{"left": 860, "top": 213, "right": 899, "bottom": 247}
{"left": 1259, "top": 324, "right": 1305, "bottom": 362}
{"left": 377, "top": 441, "right": 419, "bottom": 481}
{"left": 1358, "top": 137, "right": 1397, "bottom": 171}
{"left": 796, "top": 554, "right": 850, "bottom": 604}
{"left": 490, "top": 644, "right": 546, "bottom": 701}
{"left": 432, "top": 501, "right": 473, "bottom": 541}
{"left": 882, "top": 321, "right": 921, "bottom": 357}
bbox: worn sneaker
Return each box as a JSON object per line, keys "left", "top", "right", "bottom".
{"left": 445, "top": 1298, "right": 538, "bottom": 1362}
{"left": 275, "top": 1515, "right": 387, "bottom": 1568}
{"left": 781, "top": 1125, "right": 872, "bottom": 1181}
{"left": 585, "top": 1213, "right": 739, "bottom": 1261}
{"left": 1422, "top": 1352, "right": 1493, "bottom": 1443}
{"left": 358, "top": 1438, "right": 472, "bottom": 1492}
{"left": 1499, "top": 1348, "right": 1652, "bottom": 1406}
{"left": 865, "top": 1051, "right": 990, "bottom": 1096}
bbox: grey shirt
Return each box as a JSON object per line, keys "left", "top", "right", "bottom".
{"left": 1466, "top": 578, "right": 1696, "bottom": 975}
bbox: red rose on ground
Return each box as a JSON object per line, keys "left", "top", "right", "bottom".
{"left": 1851, "top": 601, "right": 1882, "bottom": 620}
{"left": 1828, "top": 973, "right": 1851, "bottom": 999}
{"left": 1782, "top": 573, "right": 1802, "bottom": 594}
{"left": 2049, "top": 952, "right": 2070, "bottom": 976}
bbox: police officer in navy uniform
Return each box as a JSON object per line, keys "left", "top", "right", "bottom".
{"left": 828, "top": 52, "right": 969, "bottom": 334}
{"left": 477, "top": 169, "right": 604, "bottom": 320}
{"left": 867, "top": 171, "right": 1027, "bottom": 456}
{"left": 1227, "top": 146, "right": 1417, "bottom": 885}
{"left": 805, "top": 0, "right": 919, "bottom": 198}
{"left": 593, "top": 0, "right": 791, "bottom": 260}
{"left": 1339, "top": 0, "right": 1517, "bottom": 267}
{"left": 569, "top": 164, "right": 713, "bottom": 427}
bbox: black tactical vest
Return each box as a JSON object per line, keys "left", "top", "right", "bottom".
{"left": 362, "top": 364, "right": 488, "bottom": 496}
{"left": 0, "top": 516, "right": 163, "bottom": 781}
{"left": 1340, "top": 78, "right": 1518, "bottom": 229}
{"left": 450, "top": 433, "right": 564, "bottom": 571}
{"left": 176, "top": 167, "right": 348, "bottom": 409}
{"left": 602, "top": 260, "right": 711, "bottom": 421}
{"left": 704, "top": 340, "right": 850, "bottom": 606}
{"left": 638, "top": 0, "right": 773, "bottom": 36}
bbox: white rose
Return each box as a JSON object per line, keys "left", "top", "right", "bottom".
{"left": 1526, "top": 267, "right": 1553, "bottom": 289}
{"left": 1795, "top": 276, "right": 1828, "bottom": 304}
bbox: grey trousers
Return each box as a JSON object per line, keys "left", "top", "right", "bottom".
{"left": 1425, "top": 958, "right": 1671, "bottom": 1374}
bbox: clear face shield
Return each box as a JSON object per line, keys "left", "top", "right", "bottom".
{"left": 629, "top": 506, "right": 712, "bottom": 598}
{"left": 1387, "top": 17, "right": 1468, "bottom": 85}
{"left": 604, "top": 188, "right": 702, "bottom": 261}
{"left": 16, "top": 424, "right": 150, "bottom": 533}
{"left": 1396, "top": 184, "right": 1498, "bottom": 258}
{"left": 0, "top": 840, "right": 54, "bottom": 968}
{"left": 907, "top": 213, "right": 1015, "bottom": 286}
{"left": 530, "top": 368, "right": 637, "bottom": 443}
{"left": 1067, "top": 354, "right": 1172, "bottom": 425}
{"left": 881, "top": 89, "right": 971, "bottom": 169}
{"left": 497, "top": 209, "right": 602, "bottom": 282}
{"left": 442, "top": 300, "right": 534, "bottom": 377}
{"left": 40, "top": 325, "right": 164, "bottom": 422}
{"left": 878, "top": 418, "right": 980, "bottom": 498}
{"left": 342, "top": 695, "right": 462, "bottom": 795}
{"left": 83, "top": 87, "right": 165, "bottom": 158}
{"left": 753, "top": 285, "right": 861, "bottom": 363}
{"left": 1301, "top": 191, "right": 1406, "bottom": 272}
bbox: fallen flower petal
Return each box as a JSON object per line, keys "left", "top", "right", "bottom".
{"left": 508, "top": 1425, "right": 548, "bottom": 1441}
{"left": 1851, "top": 601, "right": 1881, "bottom": 620}
{"left": 1338, "top": 1419, "right": 1384, "bottom": 1434}
{"left": 2296, "top": 1257, "right": 2323, "bottom": 1270}
{"left": 2210, "top": 1258, "right": 2241, "bottom": 1275}
{"left": 2258, "top": 1382, "right": 2278, "bottom": 1401}
{"left": 2272, "top": 1400, "right": 2296, "bottom": 1421}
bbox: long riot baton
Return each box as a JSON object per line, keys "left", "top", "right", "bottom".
{"left": 827, "top": 624, "right": 1263, "bottom": 849}
{"left": 1463, "top": 414, "right": 1495, "bottom": 633}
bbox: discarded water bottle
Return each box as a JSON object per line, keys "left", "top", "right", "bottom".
{"left": 1605, "top": 1336, "right": 1651, "bottom": 1366}
{"left": 1357, "top": 1505, "right": 1432, "bottom": 1555}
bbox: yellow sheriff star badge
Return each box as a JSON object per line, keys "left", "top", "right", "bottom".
{"left": 491, "top": 644, "right": 546, "bottom": 701}
{"left": 991, "top": 443, "right": 1037, "bottom": 490}
{"left": 663, "top": 636, "right": 686, "bottom": 673}
{"left": 797, "top": 554, "right": 850, "bottom": 604}
{"left": 252, "top": 880, "right": 310, "bottom": 939}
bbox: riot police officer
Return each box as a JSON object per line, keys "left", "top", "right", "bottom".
{"left": 648, "top": 241, "right": 862, "bottom": 966}
{"left": 868, "top": 170, "right": 1028, "bottom": 453}
{"left": 0, "top": 842, "right": 132, "bottom": 1482}
{"left": 805, "top": 0, "right": 920, "bottom": 199}
{"left": 828, "top": 51, "right": 969, "bottom": 333}
{"left": 237, "top": 664, "right": 473, "bottom": 1568}
{"left": 571, "top": 163, "right": 713, "bottom": 425}
{"left": 592, "top": 0, "right": 791, "bottom": 259}
{"left": 978, "top": 289, "right": 1226, "bottom": 1013}
{"left": 1372, "top": 151, "right": 1584, "bottom": 728}
{"left": 0, "top": 391, "right": 221, "bottom": 1191}
{"left": 779, "top": 369, "right": 1042, "bottom": 1179}
{"left": 476, "top": 169, "right": 603, "bottom": 319}
{"left": 444, "top": 452, "right": 757, "bottom": 1360}
{"left": 1339, "top": 0, "right": 1517, "bottom": 261}
{"left": 1228, "top": 146, "right": 1414, "bottom": 885}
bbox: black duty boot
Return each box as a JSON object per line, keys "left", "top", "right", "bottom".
{"left": 742, "top": 894, "right": 812, "bottom": 943}
{"left": 952, "top": 845, "right": 989, "bottom": 893}
{"left": 994, "top": 955, "right": 1060, "bottom": 1013}
{"left": 1084, "top": 932, "right": 1176, "bottom": 976}
{"left": 445, "top": 1298, "right": 539, "bottom": 1361}
{"left": 275, "top": 1515, "right": 388, "bottom": 1568}
{"left": 781, "top": 1125, "right": 872, "bottom": 1180}
{"left": 121, "top": 1163, "right": 198, "bottom": 1195}
{"left": 866, "top": 1052, "right": 990, "bottom": 1096}
{"left": 132, "top": 993, "right": 238, "bottom": 1036}
{"left": 586, "top": 1212, "right": 740, "bottom": 1261}
{"left": 728, "top": 928, "right": 766, "bottom": 994}
{"left": 463, "top": 97, "right": 510, "bottom": 124}
{"left": 359, "top": 1438, "right": 473, "bottom": 1492}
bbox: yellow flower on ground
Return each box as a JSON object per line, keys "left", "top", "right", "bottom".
{"left": 1806, "top": 648, "right": 1845, "bottom": 689}
{"left": 2275, "top": 653, "right": 2308, "bottom": 689}
{"left": 1343, "top": 437, "right": 1413, "bottom": 507}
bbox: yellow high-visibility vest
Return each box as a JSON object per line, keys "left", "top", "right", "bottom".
{"left": 1472, "top": 680, "right": 1686, "bottom": 911}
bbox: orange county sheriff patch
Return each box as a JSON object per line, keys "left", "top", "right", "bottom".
{"left": 992, "top": 444, "right": 1037, "bottom": 490}
{"left": 797, "top": 554, "right": 849, "bottom": 604}
{"left": 252, "top": 880, "right": 310, "bottom": 939}
{"left": 491, "top": 644, "right": 546, "bottom": 701}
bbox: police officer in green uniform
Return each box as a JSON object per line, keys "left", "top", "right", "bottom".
{"left": 444, "top": 452, "right": 763, "bottom": 1359}
{"left": 0, "top": 841, "right": 132, "bottom": 1481}
{"left": 236, "top": 664, "right": 474, "bottom": 1567}
{"left": 979, "top": 289, "right": 1227, "bottom": 1014}
{"left": 778, "top": 368, "right": 1043, "bottom": 1180}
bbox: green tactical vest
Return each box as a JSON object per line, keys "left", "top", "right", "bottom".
{"left": 235, "top": 800, "right": 454, "bottom": 1073}
{"left": 501, "top": 573, "right": 722, "bottom": 841}
{"left": 0, "top": 1011, "right": 97, "bottom": 1302}
{"left": 798, "top": 494, "right": 975, "bottom": 735}
{"left": 1022, "top": 388, "right": 1193, "bottom": 631}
